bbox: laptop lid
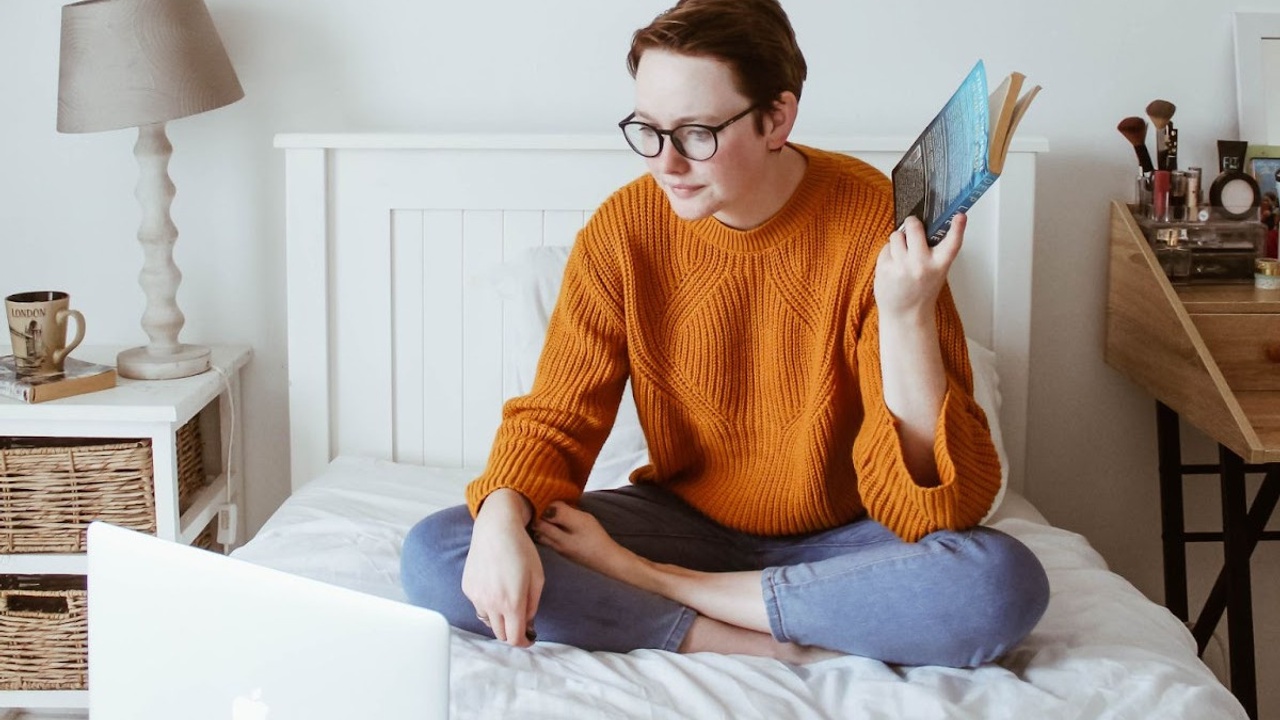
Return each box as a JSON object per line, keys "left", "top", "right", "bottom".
{"left": 87, "top": 522, "right": 450, "bottom": 720}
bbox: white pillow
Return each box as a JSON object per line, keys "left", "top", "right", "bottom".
{"left": 480, "top": 245, "right": 648, "bottom": 491}
{"left": 965, "top": 339, "right": 1008, "bottom": 521}
{"left": 480, "top": 245, "right": 1008, "bottom": 517}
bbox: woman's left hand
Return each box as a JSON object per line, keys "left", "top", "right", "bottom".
{"left": 873, "top": 213, "right": 965, "bottom": 321}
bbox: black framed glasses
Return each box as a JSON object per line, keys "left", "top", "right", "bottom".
{"left": 617, "top": 105, "right": 758, "bottom": 161}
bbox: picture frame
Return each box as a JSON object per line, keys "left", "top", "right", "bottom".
{"left": 1248, "top": 145, "right": 1280, "bottom": 203}
{"left": 1232, "top": 12, "right": 1280, "bottom": 145}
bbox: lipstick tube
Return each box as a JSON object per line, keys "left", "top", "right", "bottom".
{"left": 1152, "top": 170, "right": 1171, "bottom": 221}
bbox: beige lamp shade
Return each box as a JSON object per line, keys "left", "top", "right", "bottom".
{"left": 57, "top": 0, "right": 244, "bottom": 133}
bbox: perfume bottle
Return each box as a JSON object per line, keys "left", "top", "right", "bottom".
{"left": 1154, "top": 228, "right": 1191, "bottom": 283}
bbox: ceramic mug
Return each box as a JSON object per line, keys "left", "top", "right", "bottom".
{"left": 5, "top": 291, "right": 86, "bottom": 376}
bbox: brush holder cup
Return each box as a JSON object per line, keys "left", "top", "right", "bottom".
{"left": 1135, "top": 175, "right": 1154, "bottom": 218}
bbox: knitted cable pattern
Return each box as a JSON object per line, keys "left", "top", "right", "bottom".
{"left": 466, "top": 146, "right": 1001, "bottom": 541}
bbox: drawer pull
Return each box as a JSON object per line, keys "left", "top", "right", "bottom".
{"left": 0, "top": 589, "right": 72, "bottom": 617}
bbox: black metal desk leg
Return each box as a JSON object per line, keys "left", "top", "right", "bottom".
{"left": 1155, "top": 402, "right": 1188, "bottom": 620}
{"left": 1219, "top": 446, "right": 1257, "bottom": 720}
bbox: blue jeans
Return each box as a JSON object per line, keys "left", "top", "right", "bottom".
{"left": 401, "top": 484, "right": 1049, "bottom": 667}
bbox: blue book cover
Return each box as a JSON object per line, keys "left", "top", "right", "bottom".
{"left": 892, "top": 60, "right": 1039, "bottom": 245}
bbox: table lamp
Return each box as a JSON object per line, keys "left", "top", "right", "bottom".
{"left": 57, "top": 0, "right": 244, "bottom": 380}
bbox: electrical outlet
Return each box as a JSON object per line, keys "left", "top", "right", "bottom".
{"left": 216, "top": 504, "right": 238, "bottom": 547}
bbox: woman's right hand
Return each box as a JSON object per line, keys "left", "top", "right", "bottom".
{"left": 461, "top": 488, "right": 544, "bottom": 647}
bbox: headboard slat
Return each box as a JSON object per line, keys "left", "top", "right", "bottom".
{"left": 392, "top": 209, "right": 427, "bottom": 466}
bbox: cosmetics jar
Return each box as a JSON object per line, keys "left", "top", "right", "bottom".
{"left": 1256, "top": 258, "right": 1280, "bottom": 290}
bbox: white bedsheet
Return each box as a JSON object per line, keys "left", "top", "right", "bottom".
{"left": 233, "top": 456, "right": 1246, "bottom": 720}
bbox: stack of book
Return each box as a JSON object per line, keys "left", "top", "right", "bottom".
{"left": 0, "top": 355, "right": 117, "bottom": 403}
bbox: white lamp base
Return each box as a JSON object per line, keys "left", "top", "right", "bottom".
{"left": 117, "top": 343, "right": 211, "bottom": 380}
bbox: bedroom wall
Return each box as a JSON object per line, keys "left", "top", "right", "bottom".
{"left": 1, "top": 0, "right": 1274, "bottom": 713}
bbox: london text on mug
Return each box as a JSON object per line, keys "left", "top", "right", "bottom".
{"left": 5, "top": 291, "right": 86, "bottom": 376}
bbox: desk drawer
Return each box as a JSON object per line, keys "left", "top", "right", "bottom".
{"left": 1190, "top": 313, "right": 1280, "bottom": 391}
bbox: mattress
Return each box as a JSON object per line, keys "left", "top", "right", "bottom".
{"left": 232, "top": 456, "right": 1246, "bottom": 719}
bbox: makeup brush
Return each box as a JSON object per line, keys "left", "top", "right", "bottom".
{"left": 1117, "top": 116, "right": 1155, "bottom": 174}
{"left": 1146, "top": 99, "right": 1177, "bottom": 170}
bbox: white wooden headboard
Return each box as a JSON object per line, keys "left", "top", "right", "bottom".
{"left": 275, "top": 133, "right": 1047, "bottom": 496}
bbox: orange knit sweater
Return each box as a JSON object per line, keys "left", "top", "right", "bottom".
{"left": 466, "top": 146, "right": 1002, "bottom": 542}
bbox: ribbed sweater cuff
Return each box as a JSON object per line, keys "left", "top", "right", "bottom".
{"left": 858, "top": 379, "right": 1003, "bottom": 542}
{"left": 926, "top": 379, "right": 1003, "bottom": 524}
{"left": 465, "top": 441, "right": 583, "bottom": 519}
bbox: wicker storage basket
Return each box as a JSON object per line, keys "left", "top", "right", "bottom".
{"left": 0, "top": 575, "right": 88, "bottom": 690}
{"left": 175, "top": 415, "right": 209, "bottom": 514}
{"left": 0, "top": 416, "right": 208, "bottom": 553}
{"left": 0, "top": 518, "right": 219, "bottom": 692}
{"left": 193, "top": 516, "right": 220, "bottom": 552}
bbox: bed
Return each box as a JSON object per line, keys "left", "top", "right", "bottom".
{"left": 235, "top": 133, "right": 1247, "bottom": 719}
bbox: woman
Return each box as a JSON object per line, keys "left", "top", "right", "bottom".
{"left": 402, "top": 0, "right": 1048, "bottom": 667}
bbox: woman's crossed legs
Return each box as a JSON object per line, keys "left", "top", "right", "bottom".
{"left": 401, "top": 484, "right": 1048, "bottom": 666}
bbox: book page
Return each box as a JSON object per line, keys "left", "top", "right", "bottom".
{"left": 988, "top": 75, "right": 1014, "bottom": 150}
{"left": 998, "top": 84, "right": 1041, "bottom": 163}
{"left": 986, "top": 72, "right": 1024, "bottom": 174}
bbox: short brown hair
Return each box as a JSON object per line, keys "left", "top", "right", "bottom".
{"left": 627, "top": 0, "right": 807, "bottom": 129}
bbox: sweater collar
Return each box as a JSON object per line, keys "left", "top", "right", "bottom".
{"left": 689, "top": 144, "right": 837, "bottom": 254}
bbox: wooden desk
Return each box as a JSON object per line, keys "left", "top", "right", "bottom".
{"left": 1105, "top": 201, "right": 1280, "bottom": 720}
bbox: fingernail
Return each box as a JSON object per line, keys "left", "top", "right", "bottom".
{"left": 525, "top": 628, "right": 538, "bottom": 642}
{"left": 541, "top": 505, "right": 557, "bottom": 520}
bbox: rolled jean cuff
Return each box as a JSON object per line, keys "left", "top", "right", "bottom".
{"left": 661, "top": 606, "right": 699, "bottom": 652}
{"left": 761, "top": 567, "right": 788, "bottom": 643}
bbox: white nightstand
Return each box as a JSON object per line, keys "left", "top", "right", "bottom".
{"left": 0, "top": 345, "right": 251, "bottom": 713}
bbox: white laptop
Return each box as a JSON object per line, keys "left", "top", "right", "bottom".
{"left": 87, "top": 521, "right": 450, "bottom": 720}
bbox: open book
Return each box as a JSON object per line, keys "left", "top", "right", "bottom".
{"left": 892, "top": 60, "right": 1040, "bottom": 245}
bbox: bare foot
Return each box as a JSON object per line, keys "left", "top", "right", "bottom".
{"left": 535, "top": 503, "right": 848, "bottom": 666}
{"left": 679, "top": 615, "right": 845, "bottom": 665}
{"left": 533, "top": 501, "right": 651, "bottom": 585}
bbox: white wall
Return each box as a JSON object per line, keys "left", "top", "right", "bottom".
{"left": 2, "top": 0, "right": 1275, "bottom": 714}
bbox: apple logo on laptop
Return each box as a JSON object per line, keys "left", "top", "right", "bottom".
{"left": 232, "top": 688, "right": 270, "bottom": 720}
